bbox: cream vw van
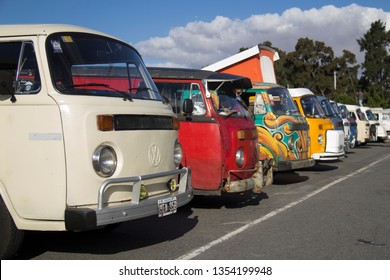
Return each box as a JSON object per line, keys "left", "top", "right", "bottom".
{"left": 361, "top": 106, "right": 388, "bottom": 142}
{"left": 0, "top": 24, "right": 192, "bottom": 258}
{"left": 345, "top": 104, "right": 370, "bottom": 145}
{"left": 371, "top": 107, "right": 390, "bottom": 137}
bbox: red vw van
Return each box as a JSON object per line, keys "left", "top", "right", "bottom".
{"left": 148, "top": 67, "right": 273, "bottom": 195}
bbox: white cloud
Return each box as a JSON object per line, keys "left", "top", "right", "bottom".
{"left": 136, "top": 4, "right": 390, "bottom": 68}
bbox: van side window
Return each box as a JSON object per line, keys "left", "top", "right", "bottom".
{"left": 190, "top": 83, "right": 206, "bottom": 115}
{"left": 155, "top": 82, "right": 206, "bottom": 116}
{"left": 0, "top": 41, "right": 41, "bottom": 97}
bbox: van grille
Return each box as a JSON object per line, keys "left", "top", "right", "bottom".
{"left": 114, "top": 115, "right": 173, "bottom": 130}
{"left": 288, "top": 123, "right": 309, "bottom": 131}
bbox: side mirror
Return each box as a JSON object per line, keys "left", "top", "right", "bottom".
{"left": 182, "top": 99, "right": 194, "bottom": 116}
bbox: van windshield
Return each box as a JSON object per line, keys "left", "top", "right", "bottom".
{"left": 46, "top": 33, "right": 161, "bottom": 101}
{"left": 383, "top": 113, "right": 390, "bottom": 121}
{"left": 208, "top": 81, "right": 250, "bottom": 118}
{"left": 365, "top": 109, "right": 377, "bottom": 121}
{"left": 339, "top": 105, "right": 349, "bottom": 119}
{"left": 267, "top": 87, "right": 298, "bottom": 116}
{"left": 319, "top": 99, "right": 338, "bottom": 117}
{"left": 355, "top": 108, "right": 367, "bottom": 121}
{"left": 330, "top": 102, "right": 342, "bottom": 117}
{"left": 300, "top": 95, "right": 325, "bottom": 118}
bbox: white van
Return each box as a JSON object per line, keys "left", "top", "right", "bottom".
{"left": 361, "top": 106, "right": 388, "bottom": 142}
{"left": 345, "top": 104, "right": 370, "bottom": 145}
{"left": 371, "top": 108, "right": 390, "bottom": 137}
{"left": 0, "top": 24, "right": 192, "bottom": 258}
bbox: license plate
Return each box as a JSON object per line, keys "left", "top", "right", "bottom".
{"left": 157, "top": 197, "right": 177, "bottom": 217}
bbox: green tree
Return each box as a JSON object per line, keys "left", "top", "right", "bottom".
{"left": 357, "top": 20, "right": 390, "bottom": 107}
{"left": 333, "top": 50, "right": 360, "bottom": 100}
{"left": 333, "top": 93, "right": 358, "bottom": 105}
{"left": 285, "top": 38, "right": 335, "bottom": 97}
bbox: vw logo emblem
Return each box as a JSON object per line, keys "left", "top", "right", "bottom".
{"left": 148, "top": 144, "right": 161, "bottom": 167}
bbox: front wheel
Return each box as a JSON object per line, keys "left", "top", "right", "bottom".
{"left": 0, "top": 196, "right": 24, "bottom": 259}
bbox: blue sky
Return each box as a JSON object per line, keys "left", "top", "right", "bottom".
{"left": 0, "top": 1, "right": 389, "bottom": 68}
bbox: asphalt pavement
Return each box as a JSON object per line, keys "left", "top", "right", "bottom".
{"left": 15, "top": 142, "right": 390, "bottom": 260}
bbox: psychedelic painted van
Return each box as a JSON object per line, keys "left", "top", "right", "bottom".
{"left": 289, "top": 88, "right": 345, "bottom": 160}
{"left": 240, "top": 83, "right": 315, "bottom": 171}
{"left": 148, "top": 67, "right": 273, "bottom": 196}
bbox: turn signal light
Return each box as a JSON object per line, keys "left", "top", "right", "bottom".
{"left": 237, "top": 129, "right": 258, "bottom": 140}
{"left": 173, "top": 117, "right": 180, "bottom": 130}
{"left": 97, "top": 115, "right": 113, "bottom": 131}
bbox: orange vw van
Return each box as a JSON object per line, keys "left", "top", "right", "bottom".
{"left": 289, "top": 88, "right": 345, "bottom": 160}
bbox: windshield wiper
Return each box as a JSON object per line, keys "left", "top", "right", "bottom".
{"left": 71, "top": 83, "right": 133, "bottom": 101}
{"left": 220, "top": 109, "right": 239, "bottom": 118}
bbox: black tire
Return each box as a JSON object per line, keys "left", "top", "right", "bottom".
{"left": 0, "top": 196, "right": 24, "bottom": 259}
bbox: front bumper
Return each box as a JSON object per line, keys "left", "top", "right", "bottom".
{"left": 274, "top": 158, "right": 316, "bottom": 171}
{"left": 224, "top": 161, "right": 273, "bottom": 193}
{"left": 312, "top": 151, "right": 345, "bottom": 161}
{"left": 65, "top": 168, "right": 192, "bottom": 231}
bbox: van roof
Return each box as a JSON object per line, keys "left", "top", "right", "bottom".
{"left": 147, "top": 67, "right": 252, "bottom": 89}
{"left": 0, "top": 24, "right": 113, "bottom": 39}
{"left": 288, "top": 87, "right": 315, "bottom": 97}
{"left": 345, "top": 104, "right": 360, "bottom": 110}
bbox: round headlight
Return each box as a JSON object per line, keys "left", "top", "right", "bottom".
{"left": 174, "top": 140, "right": 183, "bottom": 167}
{"left": 92, "top": 145, "right": 117, "bottom": 177}
{"left": 236, "top": 147, "right": 245, "bottom": 168}
{"left": 318, "top": 134, "right": 323, "bottom": 145}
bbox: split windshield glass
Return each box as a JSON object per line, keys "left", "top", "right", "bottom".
{"left": 46, "top": 33, "right": 161, "bottom": 101}
{"left": 208, "top": 81, "right": 251, "bottom": 118}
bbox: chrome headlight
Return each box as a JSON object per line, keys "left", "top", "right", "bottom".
{"left": 92, "top": 145, "right": 117, "bottom": 177}
{"left": 174, "top": 140, "right": 183, "bottom": 167}
{"left": 236, "top": 147, "right": 245, "bottom": 168}
{"left": 318, "top": 134, "right": 323, "bottom": 145}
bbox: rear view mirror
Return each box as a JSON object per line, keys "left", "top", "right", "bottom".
{"left": 182, "top": 99, "right": 194, "bottom": 115}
